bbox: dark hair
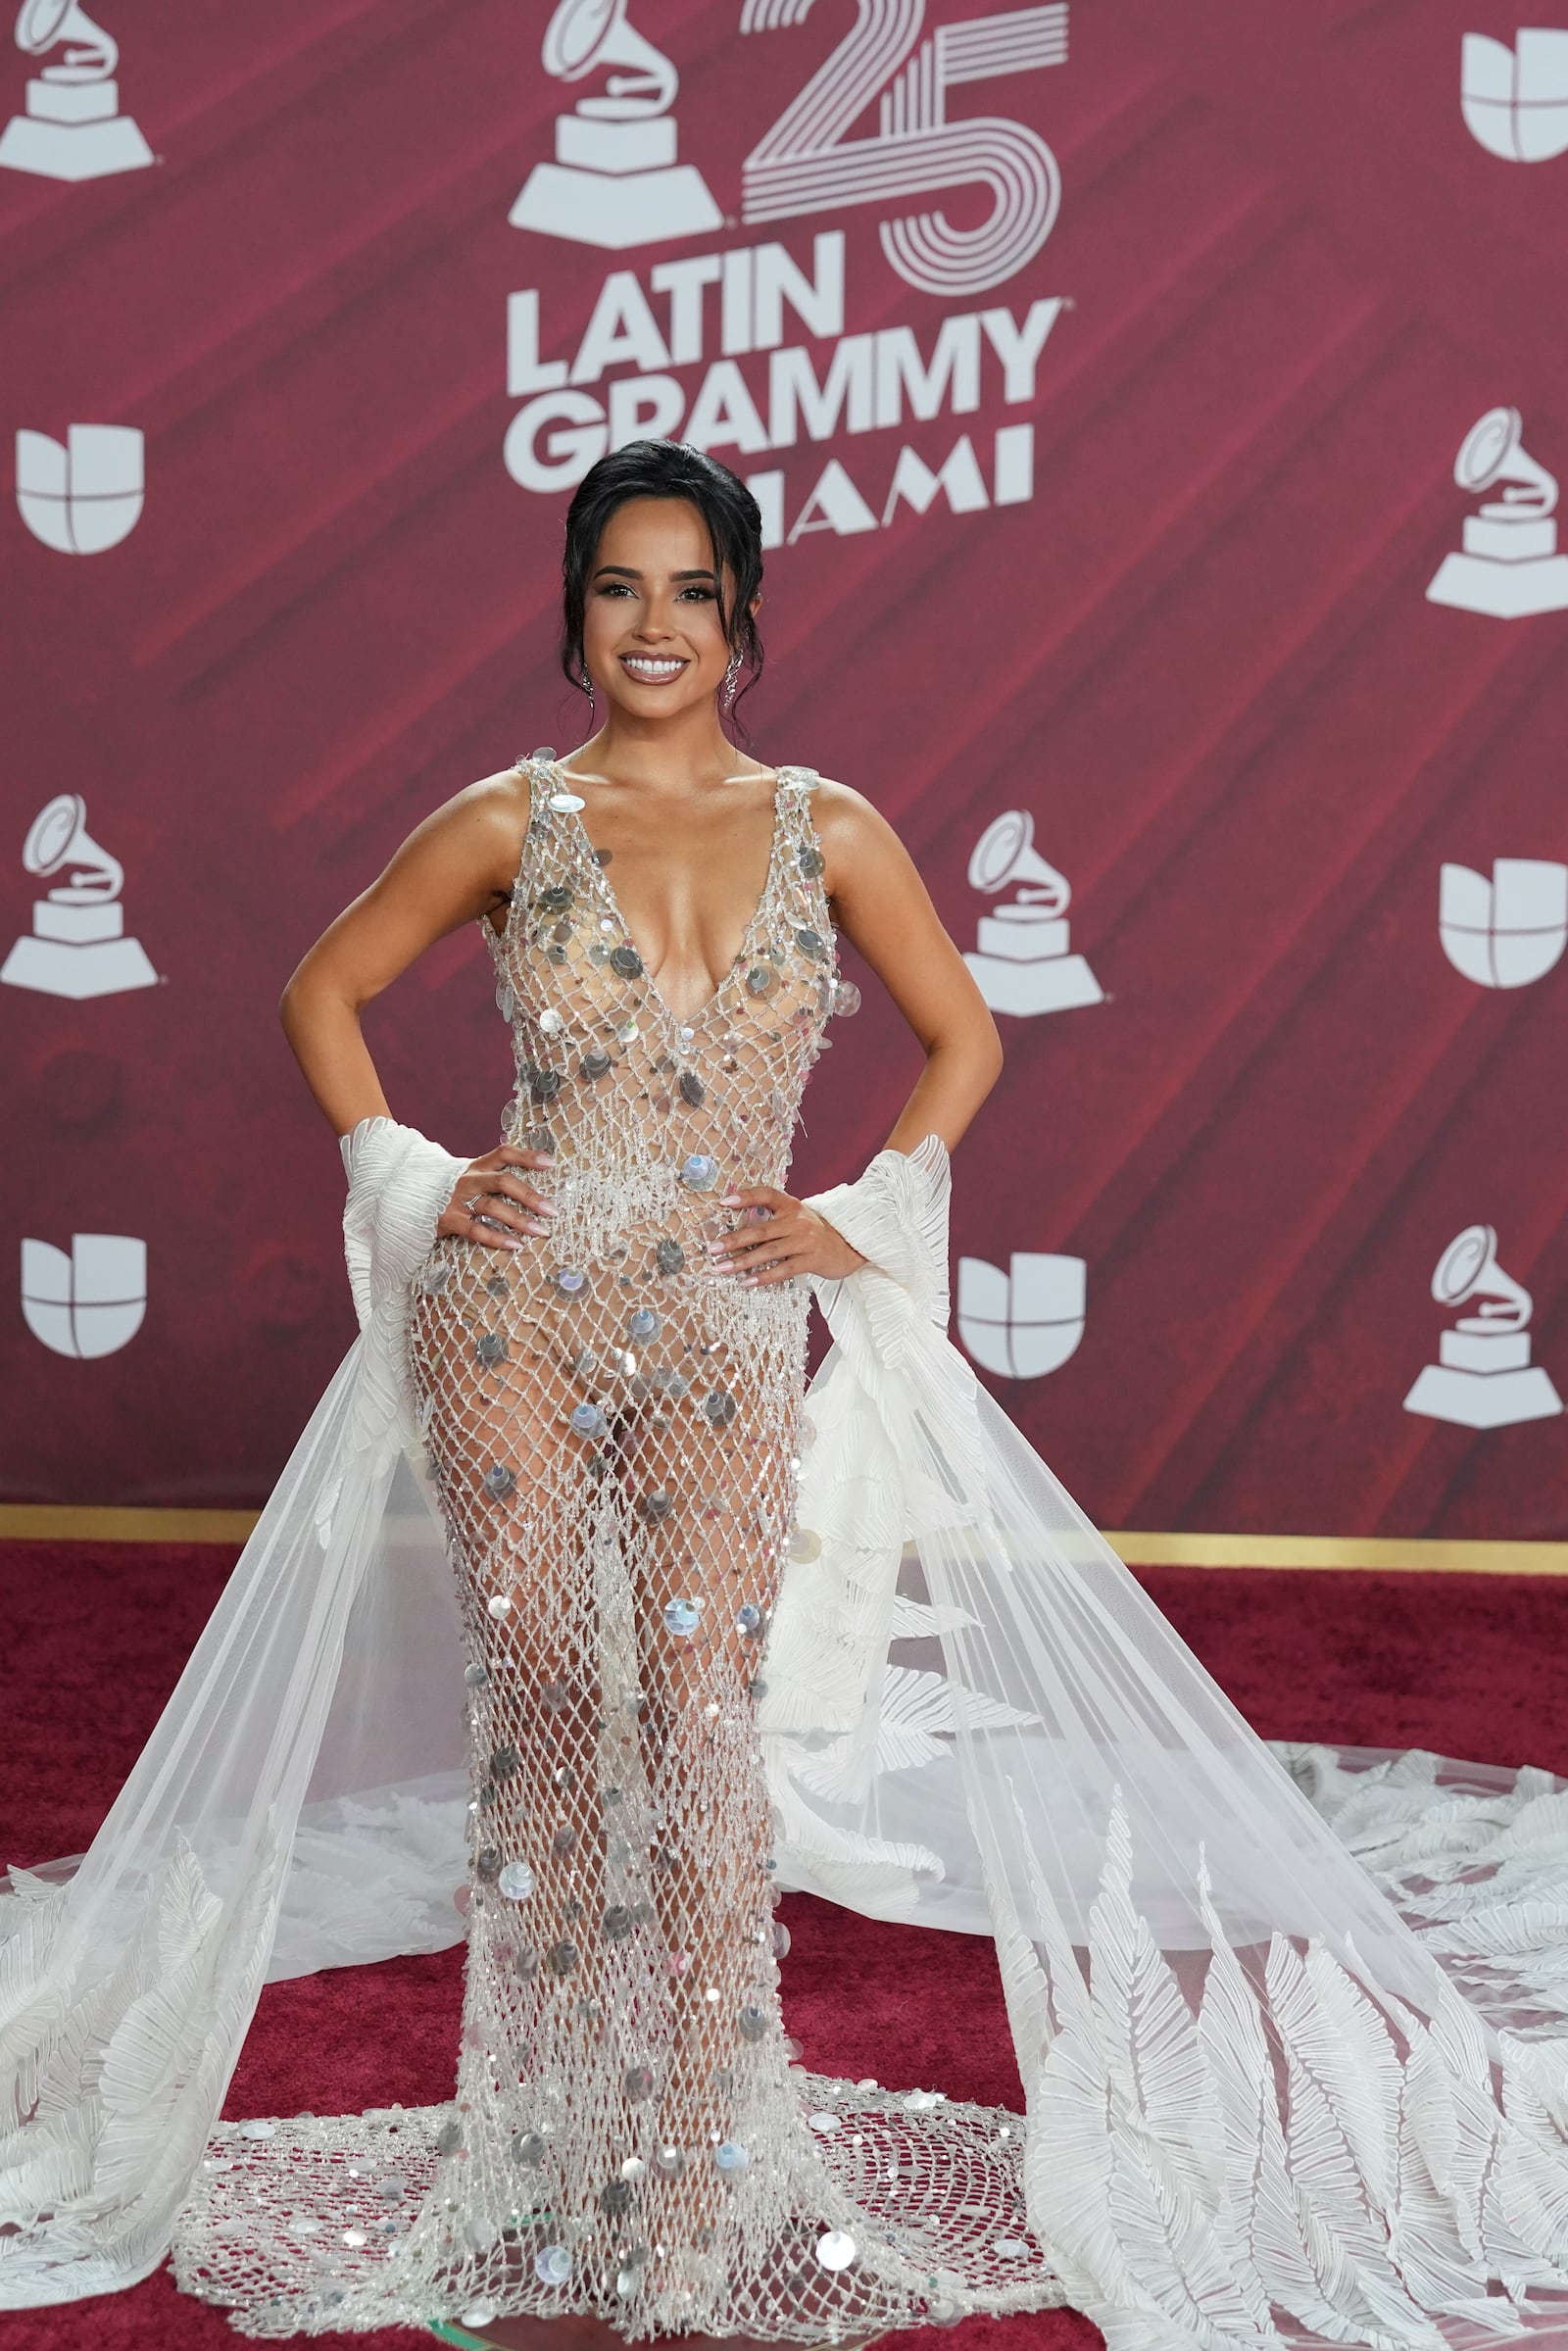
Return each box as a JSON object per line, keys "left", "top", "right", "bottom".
{"left": 560, "top": 441, "right": 765, "bottom": 725}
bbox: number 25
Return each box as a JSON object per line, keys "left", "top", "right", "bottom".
{"left": 741, "top": 0, "right": 1068, "bottom": 297}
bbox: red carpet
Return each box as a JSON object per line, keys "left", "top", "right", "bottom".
{"left": 5, "top": 1540, "right": 1567, "bottom": 2351}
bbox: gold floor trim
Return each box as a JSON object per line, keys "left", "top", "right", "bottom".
{"left": 1105, "top": 1531, "right": 1568, "bottom": 1576}
{"left": 0, "top": 1504, "right": 1564, "bottom": 1575}
{"left": 0, "top": 1504, "right": 261, "bottom": 1543}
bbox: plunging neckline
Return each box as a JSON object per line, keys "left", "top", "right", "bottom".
{"left": 550, "top": 757, "right": 786, "bottom": 1035}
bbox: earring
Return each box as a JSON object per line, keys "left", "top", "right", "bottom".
{"left": 721, "top": 654, "right": 741, "bottom": 710}
{"left": 581, "top": 668, "right": 595, "bottom": 723}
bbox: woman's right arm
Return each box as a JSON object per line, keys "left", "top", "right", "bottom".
{"left": 279, "top": 771, "right": 554, "bottom": 1252}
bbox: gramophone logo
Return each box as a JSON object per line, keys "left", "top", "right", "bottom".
{"left": 962, "top": 810, "right": 1102, "bottom": 1017}
{"left": 1461, "top": 27, "right": 1568, "bottom": 162}
{"left": 957, "top": 1250, "right": 1086, "bottom": 1380}
{"left": 16, "top": 423, "right": 143, "bottom": 554}
{"left": 1426, "top": 407, "right": 1568, "bottom": 617}
{"left": 1403, "top": 1224, "right": 1563, "bottom": 1429}
{"left": 0, "top": 0, "right": 152, "bottom": 180}
{"left": 21, "top": 1234, "right": 146, "bottom": 1359}
{"left": 1, "top": 794, "right": 158, "bottom": 999}
{"left": 1439, "top": 857, "right": 1568, "bottom": 989}
{"left": 511, "top": 0, "right": 721, "bottom": 249}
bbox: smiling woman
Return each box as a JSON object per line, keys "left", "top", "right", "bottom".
{"left": 175, "top": 439, "right": 1018, "bottom": 2344}
{"left": 561, "top": 439, "right": 767, "bottom": 730}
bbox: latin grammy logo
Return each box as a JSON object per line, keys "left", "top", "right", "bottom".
{"left": 1402, "top": 1224, "right": 1563, "bottom": 1429}
{"left": 1439, "top": 857, "right": 1568, "bottom": 989}
{"left": 1461, "top": 27, "right": 1568, "bottom": 163}
{"left": 1, "top": 793, "right": 158, "bottom": 1000}
{"left": 511, "top": 0, "right": 720, "bottom": 250}
{"left": 1426, "top": 406, "right": 1568, "bottom": 617}
{"left": 0, "top": 0, "right": 152, "bottom": 181}
{"left": 962, "top": 809, "right": 1102, "bottom": 1017}
{"left": 956, "top": 1251, "right": 1087, "bottom": 1381}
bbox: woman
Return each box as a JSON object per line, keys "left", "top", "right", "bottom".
{"left": 262, "top": 437, "right": 1024, "bottom": 2344}
{"left": 7, "top": 441, "right": 1568, "bottom": 2351}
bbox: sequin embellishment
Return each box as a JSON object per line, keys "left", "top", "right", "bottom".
{"left": 198, "top": 759, "right": 1081, "bottom": 2348}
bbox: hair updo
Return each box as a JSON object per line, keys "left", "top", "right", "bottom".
{"left": 560, "top": 441, "right": 765, "bottom": 723}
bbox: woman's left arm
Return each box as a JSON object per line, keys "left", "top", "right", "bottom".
{"left": 710, "top": 780, "right": 1004, "bottom": 1289}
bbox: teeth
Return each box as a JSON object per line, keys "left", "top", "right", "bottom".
{"left": 623, "top": 658, "right": 685, "bottom": 677}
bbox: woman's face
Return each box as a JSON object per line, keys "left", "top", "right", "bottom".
{"left": 579, "top": 496, "right": 736, "bottom": 724}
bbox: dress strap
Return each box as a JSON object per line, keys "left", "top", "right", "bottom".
{"left": 768, "top": 766, "right": 831, "bottom": 947}
{"left": 771, "top": 763, "right": 821, "bottom": 837}
{"left": 773, "top": 762, "right": 820, "bottom": 799}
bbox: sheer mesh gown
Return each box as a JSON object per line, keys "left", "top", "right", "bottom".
{"left": 169, "top": 755, "right": 1067, "bottom": 2340}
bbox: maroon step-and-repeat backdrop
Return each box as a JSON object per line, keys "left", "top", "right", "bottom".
{"left": 3, "top": 0, "right": 1566, "bottom": 1534}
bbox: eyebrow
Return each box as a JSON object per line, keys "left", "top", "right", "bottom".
{"left": 592, "top": 564, "right": 718, "bottom": 582}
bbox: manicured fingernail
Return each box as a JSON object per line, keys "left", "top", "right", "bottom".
{"left": 720, "top": 1194, "right": 742, "bottom": 1206}
{"left": 500, "top": 1238, "right": 522, "bottom": 1251}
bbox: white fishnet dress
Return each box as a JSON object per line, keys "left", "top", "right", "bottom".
{"left": 169, "top": 755, "right": 1068, "bottom": 2340}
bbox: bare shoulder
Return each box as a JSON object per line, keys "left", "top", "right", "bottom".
{"left": 807, "top": 776, "right": 914, "bottom": 892}
{"left": 404, "top": 761, "right": 532, "bottom": 893}
{"left": 808, "top": 775, "right": 903, "bottom": 848}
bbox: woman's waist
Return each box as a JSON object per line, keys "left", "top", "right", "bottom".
{"left": 508, "top": 1141, "right": 791, "bottom": 1227}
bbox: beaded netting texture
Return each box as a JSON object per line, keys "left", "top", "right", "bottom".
{"left": 171, "top": 755, "right": 1065, "bottom": 2339}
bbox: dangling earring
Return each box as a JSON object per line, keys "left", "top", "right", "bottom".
{"left": 581, "top": 667, "right": 595, "bottom": 724}
{"left": 721, "top": 653, "right": 741, "bottom": 710}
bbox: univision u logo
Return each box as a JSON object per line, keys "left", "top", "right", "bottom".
{"left": 1439, "top": 857, "right": 1568, "bottom": 988}
{"left": 22, "top": 1234, "right": 146, "bottom": 1358}
{"left": 956, "top": 1250, "right": 1085, "bottom": 1380}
